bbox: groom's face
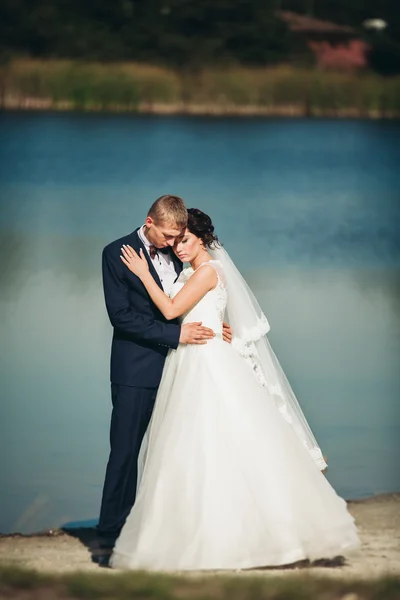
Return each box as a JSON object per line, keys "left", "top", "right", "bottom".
{"left": 145, "top": 217, "right": 185, "bottom": 248}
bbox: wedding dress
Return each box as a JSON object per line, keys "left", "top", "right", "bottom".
{"left": 110, "top": 259, "right": 359, "bottom": 571}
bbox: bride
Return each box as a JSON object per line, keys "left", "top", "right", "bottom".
{"left": 110, "top": 208, "right": 359, "bottom": 571}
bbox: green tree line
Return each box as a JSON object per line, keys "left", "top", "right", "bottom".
{"left": 1, "top": 0, "right": 399, "bottom": 72}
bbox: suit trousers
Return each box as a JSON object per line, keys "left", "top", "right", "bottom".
{"left": 98, "top": 384, "right": 157, "bottom": 538}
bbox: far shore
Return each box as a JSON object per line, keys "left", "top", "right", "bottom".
{"left": 2, "top": 96, "right": 399, "bottom": 119}
{"left": 1, "top": 492, "right": 399, "bottom": 578}
{"left": 1, "top": 59, "right": 399, "bottom": 120}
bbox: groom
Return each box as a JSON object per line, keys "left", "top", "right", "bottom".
{"left": 98, "top": 195, "right": 230, "bottom": 548}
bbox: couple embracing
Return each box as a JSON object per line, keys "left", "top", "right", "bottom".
{"left": 97, "top": 195, "right": 359, "bottom": 571}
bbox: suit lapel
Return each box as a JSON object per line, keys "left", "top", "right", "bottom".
{"left": 170, "top": 250, "right": 183, "bottom": 280}
{"left": 130, "top": 229, "right": 163, "bottom": 290}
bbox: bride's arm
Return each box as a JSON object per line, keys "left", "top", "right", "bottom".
{"left": 142, "top": 267, "right": 217, "bottom": 320}
{"left": 121, "top": 245, "right": 217, "bottom": 320}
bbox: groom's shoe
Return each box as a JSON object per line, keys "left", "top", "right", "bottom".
{"left": 92, "top": 536, "right": 115, "bottom": 568}
{"left": 92, "top": 551, "right": 112, "bottom": 568}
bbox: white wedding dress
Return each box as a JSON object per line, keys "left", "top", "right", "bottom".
{"left": 110, "top": 261, "right": 359, "bottom": 571}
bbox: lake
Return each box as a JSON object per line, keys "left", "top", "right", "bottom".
{"left": 0, "top": 112, "right": 399, "bottom": 534}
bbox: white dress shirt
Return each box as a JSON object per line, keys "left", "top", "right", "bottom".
{"left": 138, "top": 226, "right": 178, "bottom": 295}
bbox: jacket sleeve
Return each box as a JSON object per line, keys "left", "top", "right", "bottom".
{"left": 102, "top": 246, "right": 181, "bottom": 349}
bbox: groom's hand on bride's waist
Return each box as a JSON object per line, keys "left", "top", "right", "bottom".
{"left": 179, "top": 322, "right": 215, "bottom": 345}
{"left": 222, "top": 322, "right": 232, "bottom": 344}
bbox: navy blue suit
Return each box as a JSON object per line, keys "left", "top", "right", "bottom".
{"left": 98, "top": 228, "right": 183, "bottom": 538}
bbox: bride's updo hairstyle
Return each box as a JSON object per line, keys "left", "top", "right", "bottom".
{"left": 187, "top": 208, "right": 220, "bottom": 249}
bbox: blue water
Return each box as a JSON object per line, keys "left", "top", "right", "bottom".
{"left": 0, "top": 113, "right": 399, "bottom": 534}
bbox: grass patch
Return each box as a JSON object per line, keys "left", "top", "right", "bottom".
{"left": 1, "top": 565, "right": 400, "bottom": 600}
{"left": 3, "top": 59, "right": 180, "bottom": 111}
{"left": 1, "top": 59, "right": 400, "bottom": 116}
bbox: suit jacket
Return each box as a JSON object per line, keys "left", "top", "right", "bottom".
{"left": 102, "top": 228, "right": 183, "bottom": 388}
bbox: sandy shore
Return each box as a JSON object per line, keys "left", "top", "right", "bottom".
{"left": 0, "top": 493, "right": 399, "bottom": 578}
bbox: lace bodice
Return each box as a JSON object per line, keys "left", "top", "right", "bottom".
{"left": 170, "top": 260, "right": 227, "bottom": 336}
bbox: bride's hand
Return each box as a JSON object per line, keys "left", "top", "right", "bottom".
{"left": 120, "top": 245, "right": 149, "bottom": 279}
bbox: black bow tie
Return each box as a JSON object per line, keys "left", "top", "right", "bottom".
{"left": 149, "top": 245, "right": 170, "bottom": 259}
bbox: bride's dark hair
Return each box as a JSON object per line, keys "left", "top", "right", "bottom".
{"left": 187, "top": 208, "right": 220, "bottom": 249}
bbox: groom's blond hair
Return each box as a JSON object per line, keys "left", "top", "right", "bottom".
{"left": 148, "top": 195, "right": 188, "bottom": 228}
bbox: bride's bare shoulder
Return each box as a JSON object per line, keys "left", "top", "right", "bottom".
{"left": 191, "top": 263, "right": 219, "bottom": 285}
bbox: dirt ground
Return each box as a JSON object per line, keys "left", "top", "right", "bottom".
{"left": 0, "top": 493, "right": 399, "bottom": 579}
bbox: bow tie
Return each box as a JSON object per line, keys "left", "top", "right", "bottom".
{"left": 149, "top": 245, "right": 170, "bottom": 259}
